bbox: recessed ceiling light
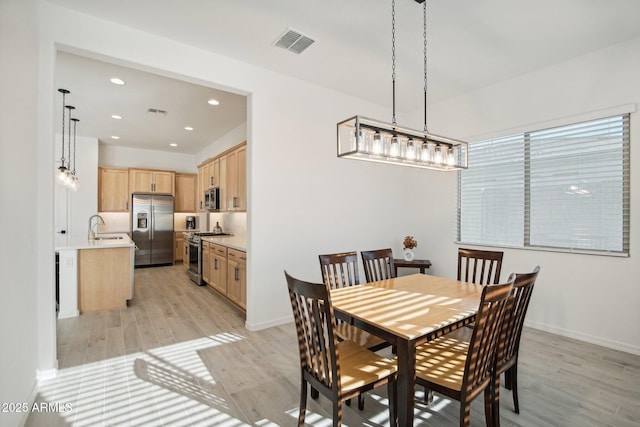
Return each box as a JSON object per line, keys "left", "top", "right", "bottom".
{"left": 170, "top": 143, "right": 178, "bottom": 147}
{"left": 111, "top": 114, "right": 122, "bottom": 120}
{"left": 111, "top": 135, "right": 120, "bottom": 140}
{"left": 207, "top": 99, "right": 220, "bottom": 106}
{"left": 184, "top": 126, "right": 193, "bottom": 131}
{"left": 110, "top": 77, "right": 125, "bottom": 85}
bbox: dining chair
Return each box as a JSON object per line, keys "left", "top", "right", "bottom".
{"left": 490, "top": 266, "right": 540, "bottom": 426}
{"left": 415, "top": 277, "right": 515, "bottom": 427}
{"left": 284, "top": 271, "right": 397, "bottom": 427}
{"left": 458, "top": 247, "right": 504, "bottom": 285}
{"left": 319, "top": 251, "right": 392, "bottom": 410}
{"left": 361, "top": 248, "right": 396, "bottom": 282}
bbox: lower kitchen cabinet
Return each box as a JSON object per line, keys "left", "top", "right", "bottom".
{"left": 208, "top": 243, "right": 228, "bottom": 295}
{"left": 174, "top": 232, "right": 185, "bottom": 262}
{"left": 227, "top": 248, "right": 246, "bottom": 310}
{"left": 78, "top": 247, "right": 132, "bottom": 313}
{"left": 202, "top": 241, "right": 211, "bottom": 284}
{"left": 182, "top": 240, "right": 189, "bottom": 268}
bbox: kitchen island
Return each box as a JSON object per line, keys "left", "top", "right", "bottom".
{"left": 56, "top": 232, "right": 135, "bottom": 317}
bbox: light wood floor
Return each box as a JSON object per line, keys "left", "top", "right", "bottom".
{"left": 26, "top": 265, "right": 640, "bottom": 426}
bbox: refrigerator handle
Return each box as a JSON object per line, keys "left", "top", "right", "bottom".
{"left": 151, "top": 205, "right": 154, "bottom": 239}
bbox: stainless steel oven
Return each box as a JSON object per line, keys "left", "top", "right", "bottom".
{"left": 186, "top": 233, "right": 202, "bottom": 285}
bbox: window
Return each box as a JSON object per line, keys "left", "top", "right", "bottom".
{"left": 457, "top": 114, "right": 630, "bottom": 255}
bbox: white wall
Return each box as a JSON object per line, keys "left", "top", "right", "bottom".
{"left": 196, "top": 122, "right": 247, "bottom": 164}
{"left": 409, "top": 36, "right": 640, "bottom": 354}
{"left": 0, "top": 1, "right": 42, "bottom": 426}
{"left": 99, "top": 143, "right": 197, "bottom": 173}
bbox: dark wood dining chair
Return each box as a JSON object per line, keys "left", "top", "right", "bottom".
{"left": 284, "top": 271, "right": 397, "bottom": 427}
{"left": 415, "top": 277, "right": 515, "bottom": 427}
{"left": 458, "top": 247, "right": 504, "bottom": 285}
{"left": 490, "top": 266, "right": 540, "bottom": 426}
{"left": 361, "top": 248, "right": 396, "bottom": 282}
{"left": 319, "top": 252, "right": 390, "bottom": 352}
{"left": 319, "top": 251, "right": 392, "bottom": 410}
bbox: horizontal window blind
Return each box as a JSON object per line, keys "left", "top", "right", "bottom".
{"left": 457, "top": 114, "right": 629, "bottom": 255}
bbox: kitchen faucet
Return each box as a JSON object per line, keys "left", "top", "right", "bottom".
{"left": 88, "top": 214, "right": 105, "bottom": 240}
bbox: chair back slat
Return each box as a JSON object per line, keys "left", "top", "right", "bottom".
{"left": 286, "top": 272, "right": 340, "bottom": 391}
{"left": 496, "top": 266, "right": 540, "bottom": 372}
{"left": 458, "top": 248, "right": 504, "bottom": 285}
{"left": 361, "top": 248, "right": 396, "bottom": 282}
{"left": 319, "top": 252, "right": 360, "bottom": 290}
{"left": 462, "top": 277, "right": 514, "bottom": 396}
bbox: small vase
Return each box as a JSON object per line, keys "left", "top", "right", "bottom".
{"left": 403, "top": 249, "right": 415, "bottom": 261}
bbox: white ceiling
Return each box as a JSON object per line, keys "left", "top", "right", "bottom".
{"left": 50, "top": 0, "right": 640, "bottom": 154}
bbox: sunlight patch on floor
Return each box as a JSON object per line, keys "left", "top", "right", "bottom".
{"left": 37, "top": 333, "right": 249, "bottom": 426}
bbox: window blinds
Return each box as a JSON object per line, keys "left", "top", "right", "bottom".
{"left": 458, "top": 114, "right": 629, "bottom": 255}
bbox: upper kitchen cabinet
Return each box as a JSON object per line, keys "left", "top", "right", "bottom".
{"left": 129, "top": 168, "right": 175, "bottom": 195}
{"left": 197, "top": 141, "right": 246, "bottom": 212}
{"left": 175, "top": 173, "right": 196, "bottom": 212}
{"left": 98, "top": 167, "right": 129, "bottom": 212}
{"left": 226, "top": 143, "right": 246, "bottom": 211}
{"left": 197, "top": 159, "right": 219, "bottom": 211}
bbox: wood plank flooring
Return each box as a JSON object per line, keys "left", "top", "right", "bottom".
{"left": 26, "top": 265, "right": 640, "bottom": 426}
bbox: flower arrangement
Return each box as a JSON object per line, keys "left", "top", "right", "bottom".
{"left": 403, "top": 235, "right": 418, "bottom": 250}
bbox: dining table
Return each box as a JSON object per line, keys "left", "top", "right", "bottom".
{"left": 330, "top": 273, "right": 484, "bottom": 426}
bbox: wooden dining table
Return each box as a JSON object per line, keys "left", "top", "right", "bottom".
{"left": 330, "top": 273, "right": 484, "bottom": 426}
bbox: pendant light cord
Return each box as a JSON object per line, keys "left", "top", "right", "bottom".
{"left": 60, "top": 91, "right": 66, "bottom": 166}
{"left": 423, "top": 0, "right": 428, "bottom": 132}
{"left": 391, "top": 0, "right": 397, "bottom": 126}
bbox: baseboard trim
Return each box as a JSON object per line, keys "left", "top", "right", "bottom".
{"left": 525, "top": 320, "right": 640, "bottom": 356}
{"left": 245, "top": 314, "right": 291, "bottom": 331}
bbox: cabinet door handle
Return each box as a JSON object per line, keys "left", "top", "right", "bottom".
{"left": 214, "top": 259, "right": 218, "bottom": 270}
{"left": 233, "top": 197, "right": 238, "bottom": 208}
{"left": 234, "top": 267, "right": 239, "bottom": 281}
{"left": 210, "top": 176, "right": 214, "bottom": 186}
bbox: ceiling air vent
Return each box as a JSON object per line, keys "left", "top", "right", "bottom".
{"left": 273, "top": 28, "right": 315, "bottom": 54}
{"left": 147, "top": 108, "right": 168, "bottom": 116}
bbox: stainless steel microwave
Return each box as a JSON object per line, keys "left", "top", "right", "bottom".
{"left": 204, "top": 187, "right": 220, "bottom": 211}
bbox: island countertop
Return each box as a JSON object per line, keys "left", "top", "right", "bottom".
{"left": 55, "top": 232, "right": 135, "bottom": 251}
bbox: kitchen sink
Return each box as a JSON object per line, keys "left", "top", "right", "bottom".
{"left": 94, "top": 236, "right": 124, "bottom": 240}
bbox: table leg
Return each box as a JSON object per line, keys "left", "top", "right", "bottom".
{"left": 396, "top": 338, "right": 415, "bottom": 426}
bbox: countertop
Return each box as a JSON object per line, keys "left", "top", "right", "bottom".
{"left": 55, "top": 232, "right": 135, "bottom": 251}
{"left": 201, "top": 235, "right": 246, "bottom": 252}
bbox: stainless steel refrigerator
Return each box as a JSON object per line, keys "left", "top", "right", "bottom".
{"left": 131, "top": 193, "right": 174, "bottom": 267}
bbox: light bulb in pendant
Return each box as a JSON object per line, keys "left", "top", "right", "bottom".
{"left": 373, "top": 131, "right": 383, "bottom": 154}
{"left": 390, "top": 135, "right": 400, "bottom": 157}
{"left": 406, "top": 138, "right": 416, "bottom": 160}
{"left": 434, "top": 145, "right": 443, "bottom": 164}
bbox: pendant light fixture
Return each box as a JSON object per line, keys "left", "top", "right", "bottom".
{"left": 337, "top": 0, "right": 468, "bottom": 171}
{"left": 56, "top": 88, "right": 80, "bottom": 190}
{"left": 56, "top": 88, "right": 70, "bottom": 184}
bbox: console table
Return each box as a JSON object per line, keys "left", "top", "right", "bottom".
{"left": 393, "top": 258, "right": 432, "bottom": 276}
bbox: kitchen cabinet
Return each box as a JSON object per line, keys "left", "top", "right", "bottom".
{"left": 129, "top": 168, "right": 175, "bottom": 194}
{"left": 98, "top": 167, "right": 129, "bottom": 212}
{"left": 78, "top": 246, "right": 132, "bottom": 313}
{"left": 208, "top": 243, "right": 228, "bottom": 295}
{"left": 174, "top": 232, "right": 185, "bottom": 262}
{"left": 175, "top": 173, "right": 196, "bottom": 212}
{"left": 202, "top": 241, "right": 211, "bottom": 284}
{"left": 197, "top": 159, "right": 221, "bottom": 211}
{"left": 182, "top": 239, "right": 189, "bottom": 268}
{"left": 196, "top": 141, "right": 245, "bottom": 212}
{"left": 227, "top": 248, "right": 246, "bottom": 310}
{"left": 226, "top": 144, "right": 246, "bottom": 211}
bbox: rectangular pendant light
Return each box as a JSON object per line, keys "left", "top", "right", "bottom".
{"left": 337, "top": 115, "right": 468, "bottom": 171}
